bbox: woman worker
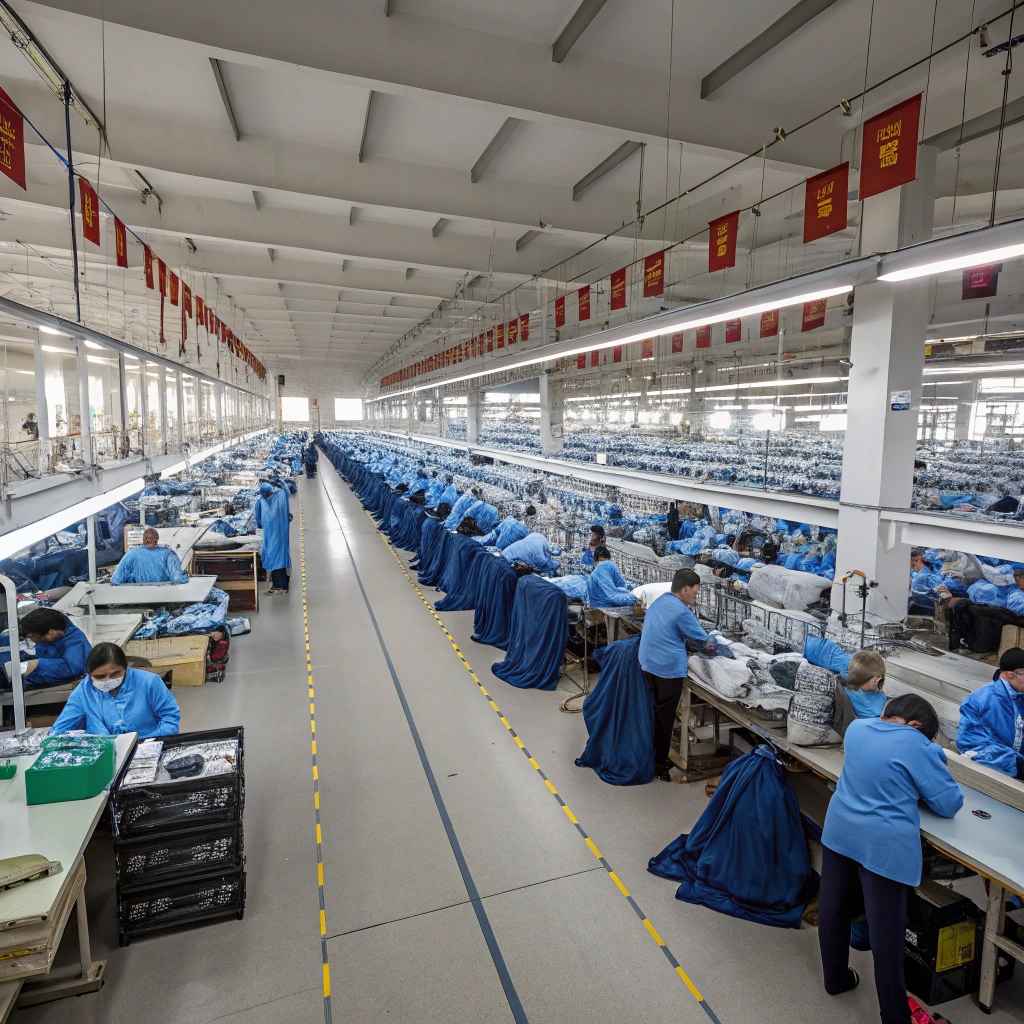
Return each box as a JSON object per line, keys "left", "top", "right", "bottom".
{"left": 49, "top": 642, "right": 181, "bottom": 739}
{"left": 255, "top": 480, "right": 292, "bottom": 595}
{"left": 818, "top": 694, "right": 963, "bottom": 1024}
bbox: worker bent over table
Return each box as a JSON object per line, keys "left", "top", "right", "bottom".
{"left": 110, "top": 527, "right": 188, "bottom": 585}
{"left": 6, "top": 608, "right": 92, "bottom": 691}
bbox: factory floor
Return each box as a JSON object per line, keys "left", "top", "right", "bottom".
{"left": 19, "top": 471, "right": 1024, "bottom": 1024}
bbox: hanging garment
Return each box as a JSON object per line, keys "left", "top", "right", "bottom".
{"left": 492, "top": 574, "right": 568, "bottom": 690}
{"left": 470, "top": 554, "right": 519, "bottom": 649}
{"left": 417, "top": 519, "right": 451, "bottom": 587}
{"left": 648, "top": 745, "right": 812, "bottom": 928}
{"left": 436, "top": 536, "right": 489, "bottom": 612}
{"left": 575, "top": 636, "right": 655, "bottom": 786}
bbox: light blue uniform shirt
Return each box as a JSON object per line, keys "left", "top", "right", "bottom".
{"left": 638, "top": 593, "right": 709, "bottom": 678}
{"left": 501, "top": 533, "right": 560, "bottom": 573}
{"left": 846, "top": 687, "right": 888, "bottom": 719}
{"left": 50, "top": 667, "right": 182, "bottom": 739}
{"left": 822, "top": 718, "right": 963, "bottom": 885}
{"left": 110, "top": 545, "right": 188, "bottom": 585}
{"left": 587, "top": 560, "right": 635, "bottom": 607}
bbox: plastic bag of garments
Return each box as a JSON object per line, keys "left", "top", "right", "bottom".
{"left": 787, "top": 662, "right": 840, "bottom": 745}
{"left": 648, "top": 745, "right": 811, "bottom": 928}
{"left": 968, "top": 580, "right": 1009, "bottom": 608}
{"left": 686, "top": 655, "right": 751, "bottom": 699}
{"left": 802, "top": 637, "right": 852, "bottom": 678}
{"left": 747, "top": 565, "right": 830, "bottom": 611}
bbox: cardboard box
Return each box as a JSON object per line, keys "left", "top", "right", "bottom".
{"left": 999, "top": 624, "right": 1024, "bottom": 659}
{"left": 126, "top": 635, "right": 210, "bottom": 687}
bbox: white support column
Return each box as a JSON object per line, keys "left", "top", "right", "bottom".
{"left": 539, "top": 371, "right": 564, "bottom": 455}
{"left": 157, "top": 365, "right": 168, "bottom": 454}
{"left": 831, "top": 147, "right": 937, "bottom": 622}
{"left": 75, "top": 338, "right": 93, "bottom": 465}
{"left": 33, "top": 334, "right": 50, "bottom": 471}
{"left": 86, "top": 515, "right": 97, "bottom": 583}
{"left": 117, "top": 354, "right": 129, "bottom": 457}
{"left": 435, "top": 388, "right": 445, "bottom": 438}
{"left": 175, "top": 370, "right": 185, "bottom": 450}
{"left": 216, "top": 383, "right": 225, "bottom": 435}
{"left": 951, "top": 380, "right": 977, "bottom": 441}
{"left": 466, "top": 389, "right": 482, "bottom": 444}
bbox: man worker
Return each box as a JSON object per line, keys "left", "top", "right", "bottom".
{"left": 9, "top": 608, "right": 92, "bottom": 690}
{"left": 956, "top": 646, "right": 1024, "bottom": 778}
{"left": 587, "top": 548, "right": 635, "bottom": 607}
{"left": 638, "top": 568, "right": 715, "bottom": 781}
{"left": 110, "top": 528, "right": 188, "bottom": 585}
{"left": 580, "top": 524, "right": 606, "bottom": 567}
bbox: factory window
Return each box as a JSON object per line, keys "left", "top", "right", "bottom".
{"left": 335, "top": 398, "right": 363, "bottom": 421}
{"left": 281, "top": 397, "right": 309, "bottom": 422}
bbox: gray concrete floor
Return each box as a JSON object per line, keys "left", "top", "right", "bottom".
{"left": 19, "top": 469, "right": 1024, "bottom": 1024}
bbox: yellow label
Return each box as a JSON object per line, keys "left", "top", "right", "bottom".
{"left": 936, "top": 919, "right": 975, "bottom": 972}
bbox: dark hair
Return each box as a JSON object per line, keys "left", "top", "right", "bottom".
{"left": 671, "top": 568, "right": 701, "bottom": 592}
{"left": 524, "top": 505, "right": 537, "bottom": 517}
{"left": 590, "top": 524, "right": 606, "bottom": 538}
{"left": 882, "top": 693, "right": 939, "bottom": 740}
{"left": 910, "top": 547, "right": 926, "bottom": 559}
{"left": 20, "top": 608, "right": 69, "bottom": 636}
{"left": 86, "top": 642, "right": 129, "bottom": 674}
{"left": 593, "top": 545, "right": 612, "bottom": 562}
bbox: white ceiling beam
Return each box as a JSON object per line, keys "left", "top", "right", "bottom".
{"left": 515, "top": 230, "right": 541, "bottom": 250}
{"left": 700, "top": 0, "right": 841, "bottom": 99}
{"left": 552, "top": 0, "right": 610, "bottom": 64}
{"left": 209, "top": 57, "right": 241, "bottom": 140}
{"left": 432, "top": 218, "right": 449, "bottom": 238}
{"left": 572, "top": 141, "right": 643, "bottom": 201}
{"left": 470, "top": 118, "right": 522, "bottom": 184}
{"left": 924, "top": 96, "right": 1024, "bottom": 152}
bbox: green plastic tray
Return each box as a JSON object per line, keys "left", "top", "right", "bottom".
{"left": 25, "top": 737, "right": 116, "bottom": 805}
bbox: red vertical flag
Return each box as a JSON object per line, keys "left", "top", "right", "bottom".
{"left": 759, "top": 309, "right": 779, "bottom": 338}
{"left": 671, "top": 331, "right": 684, "bottom": 353}
{"left": 114, "top": 217, "right": 129, "bottom": 268}
{"left": 859, "top": 94, "right": 922, "bottom": 200}
{"left": 610, "top": 268, "right": 627, "bottom": 310}
{"left": 157, "top": 259, "right": 167, "bottom": 296}
{"left": 590, "top": 351, "right": 600, "bottom": 367}
{"left": 643, "top": 251, "right": 664, "bottom": 297}
{"left": 487, "top": 329, "right": 494, "bottom": 352}
{"left": 507, "top": 318, "right": 518, "bottom": 346}
{"left": 696, "top": 325, "right": 711, "bottom": 348}
{"left": 577, "top": 354, "right": 587, "bottom": 370}
{"left": 182, "top": 283, "right": 192, "bottom": 317}
{"left": 578, "top": 285, "right": 591, "bottom": 321}
{"left": 0, "top": 87, "right": 27, "bottom": 190}
{"left": 169, "top": 272, "right": 179, "bottom": 306}
{"left": 725, "top": 318, "right": 742, "bottom": 343}
{"left": 641, "top": 338, "right": 654, "bottom": 359}
{"left": 519, "top": 313, "right": 530, "bottom": 342}
{"left": 496, "top": 322, "right": 505, "bottom": 348}
{"left": 555, "top": 296, "right": 566, "bottom": 328}
{"left": 708, "top": 211, "right": 739, "bottom": 273}
{"left": 144, "top": 246, "right": 155, "bottom": 289}
{"left": 79, "top": 177, "right": 101, "bottom": 246}
{"left": 803, "top": 163, "right": 849, "bottom": 243}
{"left": 195, "top": 294, "right": 204, "bottom": 326}
{"left": 613, "top": 346, "right": 623, "bottom": 363}
{"left": 802, "top": 299, "right": 827, "bottom": 331}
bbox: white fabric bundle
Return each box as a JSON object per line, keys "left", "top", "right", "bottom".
{"left": 687, "top": 655, "right": 752, "bottom": 699}
{"left": 747, "top": 565, "right": 831, "bottom": 611}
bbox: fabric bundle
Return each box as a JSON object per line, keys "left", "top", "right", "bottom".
{"left": 491, "top": 575, "right": 568, "bottom": 690}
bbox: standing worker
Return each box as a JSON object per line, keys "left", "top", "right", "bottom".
{"left": 255, "top": 481, "right": 292, "bottom": 595}
{"left": 304, "top": 442, "right": 319, "bottom": 480}
{"left": 817, "top": 694, "right": 963, "bottom": 1024}
{"left": 110, "top": 528, "right": 189, "bottom": 584}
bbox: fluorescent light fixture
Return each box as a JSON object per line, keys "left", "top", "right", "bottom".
{"left": 41, "top": 344, "right": 71, "bottom": 353}
{"left": 38, "top": 325, "right": 66, "bottom": 336}
{"left": 880, "top": 242, "right": 1024, "bottom": 282}
{"left": 923, "top": 362, "right": 1024, "bottom": 375}
{"left": 85, "top": 340, "right": 105, "bottom": 350}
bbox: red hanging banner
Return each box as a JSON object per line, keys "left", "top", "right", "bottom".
{"left": 519, "top": 313, "right": 530, "bottom": 342}
{"left": 507, "top": 318, "right": 518, "bottom": 346}
{"left": 610, "top": 268, "right": 627, "bottom": 310}
{"left": 859, "top": 94, "right": 922, "bottom": 200}
{"left": 725, "top": 318, "right": 742, "bottom": 343}
{"left": 157, "top": 259, "right": 167, "bottom": 297}
{"left": 696, "top": 325, "right": 711, "bottom": 348}
{"left": 803, "top": 163, "right": 849, "bottom": 243}
{"left": 962, "top": 264, "right": 1001, "bottom": 300}
{"left": 0, "top": 87, "right": 27, "bottom": 190}
{"left": 577, "top": 354, "right": 587, "bottom": 370}
{"left": 555, "top": 296, "right": 566, "bottom": 328}
{"left": 144, "top": 246, "right": 155, "bottom": 289}
{"left": 578, "top": 285, "right": 591, "bottom": 322}
{"left": 759, "top": 309, "right": 780, "bottom": 338}
{"left": 169, "top": 272, "right": 179, "bottom": 307}
{"left": 78, "top": 177, "right": 101, "bottom": 246}
{"left": 181, "top": 303, "right": 188, "bottom": 345}
{"left": 708, "top": 211, "right": 739, "bottom": 273}
{"left": 114, "top": 217, "right": 128, "bottom": 268}
{"left": 182, "top": 283, "right": 192, "bottom": 317}
{"left": 641, "top": 338, "right": 654, "bottom": 359}
{"left": 643, "top": 251, "right": 665, "bottom": 297}
{"left": 195, "top": 294, "right": 204, "bottom": 325}
{"left": 496, "top": 322, "right": 505, "bottom": 348}
{"left": 671, "top": 331, "right": 684, "bottom": 353}
{"left": 613, "top": 345, "right": 623, "bottom": 363}
{"left": 590, "top": 351, "right": 600, "bottom": 367}
{"left": 802, "top": 299, "right": 827, "bottom": 332}
{"left": 487, "top": 329, "right": 494, "bottom": 352}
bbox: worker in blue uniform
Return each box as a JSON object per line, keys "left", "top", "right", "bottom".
{"left": 442, "top": 491, "right": 477, "bottom": 530}
{"left": 255, "top": 480, "right": 292, "bottom": 594}
{"left": 50, "top": 642, "right": 181, "bottom": 739}
{"left": 304, "top": 443, "right": 319, "bottom": 479}
{"left": 475, "top": 517, "right": 530, "bottom": 550}
{"left": 818, "top": 694, "right": 963, "bottom": 1024}
{"left": 501, "top": 533, "right": 561, "bottom": 573}
{"left": 638, "top": 568, "right": 713, "bottom": 780}
{"left": 580, "top": 525, "right": 606, "bottom": 567}
{"left": 956, "top": 646, "right": 1024, "bottom": 777}
{"left": 587, "top": 548, "right": 635, "bottom": 607}
{"left": 110, "top": 528, "right": 188, "bottom": 585}
{"left": 13, "top": 608, "right": 93, "bottom": 691}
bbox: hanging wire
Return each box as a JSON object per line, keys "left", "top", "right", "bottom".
{"left": 989, "top": 2, "right": 1018, "bottom": 225}
{"left": 951, "top": 0, "right": 980, "bottom": 228}
{"left": 920, "top": 0, "right": 941, "bottom": 132}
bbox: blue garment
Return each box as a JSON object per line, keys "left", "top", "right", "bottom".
{"left": 501, "top": 534, "right": 560, "bottom": 573}
{"left": 475, "top": 517, "right": 530, "bottom": 550}
{"left": 437, "top": 485, "right": 460, "bottom": 508}
{"left": 968, "top": 579, "right": 1008, "bottom": 608}
{"left": 575, "top": 636, "right": 654, "bottom": 785}
{"left": 1007, "top": 586, "right": 1024, "bottom": 617}
{"left": 846, "top": 687, "right": 888, "bottom": 719}
{"left": 638, "top": 593, "right": 708, "bottom": 678}
{"left": 442, "top": 493, "right": 476, "bottom": 530}
{"left": 424, "top": 480, "right": 445, "bottom": 507}
{"left": 255, "top": 487, "right": 291, "bottom": 572}
{"left": 648, "top": 746, "right": 812, "bottom": 928}
{"left": 110, "top": 545, "right": 188, "bottom": 585}
{"left": 580, "top": 547, "right": 596, "bottom": 567}
{"left": 50, "top": 667, "right": 181, "bottom": 739}
{"left": 470, "top": 554, "right": 519, "bottom": 650}
{"left": 803, "top": 636, "right": 852, "bottom": 677}
{"left": 24, "top": 620, "right": 92, "bottom": 689}
{"left": 547, "top": 575, "right": 589, "bottom": 601}
{"left": 491, "top": 574, "right": 567, "bottom": 690}
{"left": 587, "top": 560, "right": 635, "bottom": 607}
{"left": 956, "top": 678, "right": 1024, "bottom": 777}
{"left": 821, "top": 719, "right": 963, "bottom": 886}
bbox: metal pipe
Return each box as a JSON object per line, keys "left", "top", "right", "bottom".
{"left": 64, "top": 81, "right": 81, "bottom": 323}
{"left": 1, "top": 573, "right": 25, "bottom": 731}
{"left": 86, "top": 514, "right": 96, "bottom": 582}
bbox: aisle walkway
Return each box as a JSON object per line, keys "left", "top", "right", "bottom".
{"left": 20, "top": 470, "right": 1024, "bottom": 1024}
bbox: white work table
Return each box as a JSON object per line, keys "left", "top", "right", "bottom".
{"left": 54, "top": 576, "right": 217, "bottom": 613}
{"left": 0, "top": 733, "right": 137, "bottom": 1019}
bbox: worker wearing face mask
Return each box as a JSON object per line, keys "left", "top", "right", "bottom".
{"left": 49, "top": 642, "right": 181, "bottom": 739}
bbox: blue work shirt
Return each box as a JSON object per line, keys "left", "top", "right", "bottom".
{"left": 501, "top": 533, "right": 560, "bottom": 573}
{"left": 50, "top": 667, "right": 181, "bottom": 739}
{"left": 638, "top": 592, "right": 709, "bottom": 679}
{"left": 580, "top": 547, "right": 597, "bottom": 567}
{"left": 957, "top": 677, "right": 1024, "bottom": 777}
{"left": 475, "top": 518, "right": 530, "bottom": 550}
{"left": 255, "top": 487, "right": 292, "bottom": 572}
{"left": 436, "top": 485, "right": 460, "bottom": 509}
{"left": 25, "top": 620, "right": 92, "bottom": 689}
{"left": 587, "top": 560, "right": 635, "bottom": 608}
{"left": 443, "top": 493, "right": 476, "bottom": 530}
{"left": 822, "top": 718, "right": 963, "bottom": 886}
{"left": 423, "top": 480, "right": 446, "bottom": 507}
{"left": 846, "top": 687, "right": 888, "bottom": 719}
{"left": 110, "top": 545, "right": 188, "bottom": 585}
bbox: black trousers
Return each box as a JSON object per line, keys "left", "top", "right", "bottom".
{"left": 643, "top": 672, "right": 685, "bottom": 767}
{"left": 271, "top": 568, "right": 290, "bottom": 591}
{"left": 818, "top": 845, "right": 910, "bottom": 1024}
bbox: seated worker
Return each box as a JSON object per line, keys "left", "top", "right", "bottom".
{"left": 842, "top": 649, "right": 888, "bottom": 721}
{"left": 501, "top": 532, "right": 561, "bottom": 573}
{"left": 580, "top": 524, "right": 606, "bottom": 567}
{"left": 110, "top": 528, "right": 188, "bottom": 585}
{"left": 818, "top": 694, "right": 962, "bottom": 1024}
{"left": 50, "top": 642, "right": 181, "bottom": 739}
{"left": 12, "top": 608, "right": 92, "bottom": 691}
{"left": 956, "top": 646, "right": 1024, "bottom": 777}
{"left": 638, "top": 568, "right": 715, "bottom": 781}
{"left": 475, "top": 516, "right": 530, "bottom": 550}
{"left": 587, "top": 548, "right": 635, "bottom": 607}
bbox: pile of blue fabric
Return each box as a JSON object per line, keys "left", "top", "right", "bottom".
{"left": 130, "top": 587, "right": 231, "bottom": 639}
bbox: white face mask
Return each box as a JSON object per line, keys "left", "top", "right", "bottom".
{"left": 91, "top": 674, "right": 125, "bottom": 693}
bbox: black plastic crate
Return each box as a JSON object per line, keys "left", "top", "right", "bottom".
{"left": 111, "top": 727, "right": 244, "bottom": 841}
{"left": 115, "top": 823, "right": 244, "bottom": 890}
{"left": 905, "top": 945, "right": 1016, "bottom": 1005}
{"left": 118, "top": 870, "right": 246, "bottom": 946}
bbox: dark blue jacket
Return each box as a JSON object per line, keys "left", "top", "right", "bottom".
{"left": 26, "top": 620, "right": 92, "bottom": 688}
